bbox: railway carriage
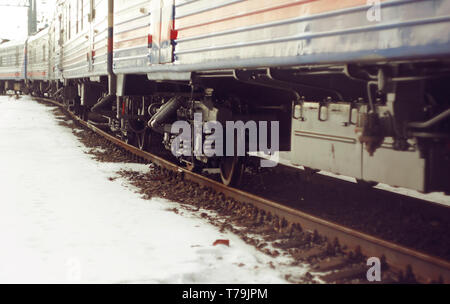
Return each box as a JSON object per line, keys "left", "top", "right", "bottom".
{"left": 0, "top": 0, "right": 449, "bottom": 194}
{"left": 0, "top": 40, "right": 26, "bottom": 94}
{"left": 109, "top": 0, "right": 450, "bottom": 193}
{"left": 58, "top": 0, "right": 110, "bottom": 79}
{"left": 26, "top": 27, "right": 50, "bottom": 96}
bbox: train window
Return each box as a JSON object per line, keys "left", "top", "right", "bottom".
{"left": 43, "top": 45, "right": 46, "bottom": 61}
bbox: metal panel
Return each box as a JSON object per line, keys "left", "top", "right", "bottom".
{"left": 91, "top": 0, "right": 109, "bottom": 76}
{"left": 290, "top": 102, "right": 363, "bottom": 179}
{"left": 150, "top": 0, "right": 175, "bottom": 64}
{"left": 169, "top": 0, "right": 450, "bottom": 69}
{"left": 160, "top": 0, "right": 175, "bottom": 63}
{"left": 27, "top": 28, "right": 50, "bottom": 81}
{"left": 0, "top": 41, "right": 26, "bottom": 81}
{"left": 289, "top": 101, "right": 428, "bottom": 192}
{"left": 149, "top": 0, "right": 162, "bottom": 64}
{"left": 113, "top": 0, "right": 151, "bottom": 74}
{"left": 362, "top": 142, "right": 426, "bottom": 191}
{"left": 175, "top": 0, "right": 243, "bottom": 19}
{"left": 58, "top": 0, "right": 91, "bottom": 79}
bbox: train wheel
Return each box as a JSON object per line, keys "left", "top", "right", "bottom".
{"left": 220, "top": 156, "right": 245, "bottom": 187}
{"left": 138, "top": 129, "right": 162, "bottom": 152}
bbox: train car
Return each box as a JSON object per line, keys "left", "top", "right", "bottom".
{"left": 105, "top": 0, "right": 450, "bottom": 193}
{"left": 47, "top": 0, "right": 114, "bottom": 116}
{"left": 26, "top": 28, "right": 50, "bottom": 96}
{"left": 113, "top": 0, "right": 150, "bottom": 75}
{"left": 0, "top": 40, "right": 26, "bottom": 94}
{"left": 57, "top": 0, "right": 110, "bottom": 80}
{"left": 18, "top": 0, "right": 448, "bottom": 194}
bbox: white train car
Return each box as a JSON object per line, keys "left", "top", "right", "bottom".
{"left": 56, "top": 0, "right": 109, "bottom": 79}
{"left": 27, "top": 28, "right": 50, "bottom": 96}
{"left": 0, "top": 40, "right": 26, "bottom": 93}
{"left": 105, "top": 0, "right": 450, "bottom": 192}
{"left": 2, "top": 0, "right": 447, "bottom": 193}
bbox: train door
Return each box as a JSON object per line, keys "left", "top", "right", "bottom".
{"left": 149, "top": 0, "right": 175, "bottom": 64}
{"left": 88, "top": 0, "right": 95, "bottom": 72}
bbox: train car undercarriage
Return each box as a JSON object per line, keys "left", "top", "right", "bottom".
{"left": 20, "top": 60, "right": 450, "bottom": 194}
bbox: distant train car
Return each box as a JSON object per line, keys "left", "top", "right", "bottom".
{"left": 0, "top": 40, "right": 26, "bottom": 94}
{"left": 26, "top": 27, "right": 50, "bottom": 96}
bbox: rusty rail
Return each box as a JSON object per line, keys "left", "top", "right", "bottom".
{"left": 37, "top": 97, "right": 450, "bottom": 283}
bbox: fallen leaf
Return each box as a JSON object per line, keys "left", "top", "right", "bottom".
{"left": 213, "top": 239, "right": 230, "bottom": 247}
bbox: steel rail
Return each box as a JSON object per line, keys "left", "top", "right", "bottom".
{"left": 36, "top": 96, "right": 450, "bottom": 284}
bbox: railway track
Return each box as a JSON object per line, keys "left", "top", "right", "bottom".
{"left": 35, "top": 96, "right": 450, "bottom": 284}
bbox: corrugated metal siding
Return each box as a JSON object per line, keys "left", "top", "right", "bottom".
{"left": 60, "top": 0, "right": 90, "bottom": 79}
{"left": 0, "top": 41, "right": 26, "bottom": 81}
{"left": 59, "top": 0, "right": 109, "bottom": 79}
{"left": 22, "top": 0, "right": 450, "bottom": 80}
{"left": 172, "top": 0, "right": 450, "bottom": 68}
{"left": 27, "top": 29, "right": 50, "bottom": 81}
{"left": 62, "top": 32, "right": 89, "bottom": 78}
{"left": 91, "top": 0, "right": 109, "bottom": 76}
{"left": 113, "top": 0, "right": 150, "bottom": 74}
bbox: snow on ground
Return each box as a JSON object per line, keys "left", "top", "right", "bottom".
{"left": 0, "top": 96, "right": 311, "bottom": 284}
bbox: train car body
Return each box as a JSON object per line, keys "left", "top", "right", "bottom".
{"left": 112, "top": 0, "right": 150, "bottom": 75}
{"left": 0, "top": 40, "right": 26, "bottom": 93}
{"left": 0, "top": 0, "right": 449, "bottom": 194}
{"left": 109, "top": 0, "right": 450, "bottom": 193}
{"left": 171, "top": 0, "right": 450, "bottom": 71}
{"left": 108, "top": 0, "right": 450, "bottom": 76}
{"left": 27, "top": 28, "right": 50, "bottom": 95}
{"left": 56, "top": 0, "right": 109, "bottom": 80}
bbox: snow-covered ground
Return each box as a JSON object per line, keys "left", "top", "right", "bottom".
{"left": 0, "top": 96, "right": 307, "bottom": 284}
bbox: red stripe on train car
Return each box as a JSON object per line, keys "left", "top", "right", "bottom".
{"left": 148, "top": 34, "right": 153, "bottom": 48}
